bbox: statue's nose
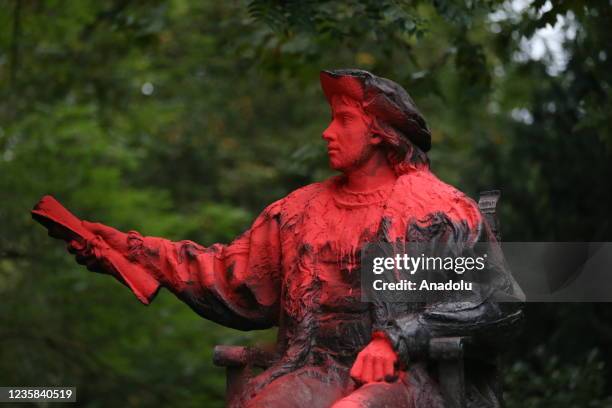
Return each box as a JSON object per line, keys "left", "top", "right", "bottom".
{"left": 322, "top": 126, "right": 334, "bottom": 142}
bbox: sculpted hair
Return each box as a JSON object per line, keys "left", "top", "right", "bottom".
{"left": 368, "top": 114, "right": 430, "bottom": 175}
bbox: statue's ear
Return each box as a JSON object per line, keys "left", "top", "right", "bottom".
{"left": 365, "top": 111, "right": 384, "bottom": 145}
{"left": 368, "top": 120, "right": 385, "bottom": 146}
{"left": 370, "top": 132, "right": 384, "bottom": 146}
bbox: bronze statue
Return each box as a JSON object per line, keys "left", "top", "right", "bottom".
{"left": 33, "top": 69, "right": 523, "bottom": 407}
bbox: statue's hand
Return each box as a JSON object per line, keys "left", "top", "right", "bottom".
{"left": 350, "top": 333, "right": 398, "bottom": 384}
{"left": 67, "top": 222, "right": 128, "bottom": 272}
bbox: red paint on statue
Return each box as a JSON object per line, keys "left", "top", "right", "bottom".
{"left": 33, "top": 70, "right": 490, "bottom": 408}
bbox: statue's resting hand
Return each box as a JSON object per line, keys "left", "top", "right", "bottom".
{"left": 350, "top": 332, "right": 399, "bottom": 384}
{"left": 67, "top": 222, "right": 129, "bottom": 273}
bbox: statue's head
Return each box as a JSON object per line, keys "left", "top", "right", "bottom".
{"left": 320, "top": 69, "right": 430, "bottom": 174}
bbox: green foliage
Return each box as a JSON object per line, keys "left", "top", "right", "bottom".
{"left": 1, "top": 0, "right": 611, "bottom": 406}
{"left": 505, "top": 347, "right": 612, "bottom": 408}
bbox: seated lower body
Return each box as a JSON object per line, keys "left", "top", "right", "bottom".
{"left": 241, "top": 361, "right": 444, "bottom": 408}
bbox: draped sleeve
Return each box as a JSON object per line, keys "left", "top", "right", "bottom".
{"left": 106, "top": 199, "right": 284, "bottom": 330}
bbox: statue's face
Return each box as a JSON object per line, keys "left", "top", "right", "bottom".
{"left": 322, "top": 96, "right": 378, "bottom": 173}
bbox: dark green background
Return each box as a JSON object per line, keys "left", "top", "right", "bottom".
{"left": 1, "top": 1, "right": 611, "bottom": 406}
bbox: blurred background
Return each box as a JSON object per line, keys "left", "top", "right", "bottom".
{"left": 1, "top": 0, "right": 611, "bottom": 406}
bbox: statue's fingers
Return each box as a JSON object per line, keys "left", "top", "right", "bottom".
{"left": 67, "top": 239, "right": 86, "bottom": 254}
{"left": 82, "top": 221, "right": 121, "bottom": 240}
{"left": 373, "top": 358, "right": 384, "bottom": 382}
{"left": 67, "top": 242, "right": 77, "bottom": 254}
{"left": 74, "top": 253, "right": 89, "bottom": 265}
{"left": 350, "top": 354, "right": 364, "bottom": 382}
{"left": 82, "top": 221, "right": 129, "bottom": 252}
{"left": 383, "top": 357, "right": 395, "bottom": 380}
{"left": 361, "top": 355, "right": 373, "bottom": 383}
{"left": 74, "top": 252, "right": 101, "bottom": 272}
{"left": 85, "top": 259, "right": 103, "bottom": 273}
{"left": 385, "top": 359, "right": 395, "bottom": 376}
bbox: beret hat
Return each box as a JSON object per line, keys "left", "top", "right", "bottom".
{"left": 320, "top": 69, "right": 431, "bottom": 152}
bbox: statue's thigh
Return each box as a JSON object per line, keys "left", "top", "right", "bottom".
{"left": 331, "top": 379, "right": 414, "bottom": 408}
{"left": 245, "top": 366, "right": 347, "bottom": 408}
{"left": 333, "top": 364, "right": 445, "bottom": 408}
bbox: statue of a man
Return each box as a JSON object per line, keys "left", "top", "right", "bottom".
{"left": 34, "top": 69, "right": 522, "bottom": 408}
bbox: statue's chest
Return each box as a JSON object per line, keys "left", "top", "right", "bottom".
{"left": 280, "top": 197, "right": 387, "bottom": 297}
{"left": 302, "top": 196, "right": 384, "bottom": 259}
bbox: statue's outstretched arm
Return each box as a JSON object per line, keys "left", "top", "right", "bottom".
{"left": 33, "top": 196, "right": 284, "bottom": 331}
